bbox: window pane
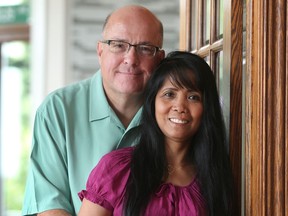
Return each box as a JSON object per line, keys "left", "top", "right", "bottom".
{"left": 190, "top": 0, "right": 197, "bottom": 50}
{"left": 216, "top": 50, "right": 230, "bottom": 137}
{"left": 203, "top": 0, "right": 210, "bottom": 45}
{"left": 204, "top": 55, "right": 210, "bottom": 66}
{"left": 216, "top": 0, "right": 224, "bottom": 39}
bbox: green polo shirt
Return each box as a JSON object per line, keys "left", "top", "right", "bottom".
{"left": 22, "top": 70, "right": 142, "bottom": 216}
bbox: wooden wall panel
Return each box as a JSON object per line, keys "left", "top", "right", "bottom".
{"left": 227, "top": 0, "right": 243, "bottom": 215}
{"left": 245, "top": 0, "right": 287, "bottom": 215}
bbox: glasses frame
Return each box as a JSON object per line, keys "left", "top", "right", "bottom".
{"left": 100, "top": 40, "right": 162, "bottom": 57}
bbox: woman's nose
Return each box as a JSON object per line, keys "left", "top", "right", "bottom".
{"left": 172, "top": 99, "right": 188, "bottom": 113}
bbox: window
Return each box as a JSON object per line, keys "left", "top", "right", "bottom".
{"left": 182, "top": 0, "right": 229, "bottom": 139}
{"left": 180, "top": 0, "right": 244, "bottom": 214}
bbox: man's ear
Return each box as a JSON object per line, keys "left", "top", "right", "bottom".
{"left": 97, "top": 42, "right": 103, "bottom": 65}
{"left": 157, "top": 50, "right": 165, "bottom": 63}
{"left": 159, "top": 50, "right": 165, "bottom": 60}
{"left": 97, "top": 42, "right": 103, "bottom": 57}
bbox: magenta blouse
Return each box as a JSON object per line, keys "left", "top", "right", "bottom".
{"left": 78, "top": 147, "right": 207, "bottom": 216}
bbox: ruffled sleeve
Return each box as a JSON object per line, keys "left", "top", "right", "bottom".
{"left": 78, "top": 147, "right": 133, "bottom": 211}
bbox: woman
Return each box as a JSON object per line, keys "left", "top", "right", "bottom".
{"left": 78, "top": 51, "right": 234, "bottom": 216}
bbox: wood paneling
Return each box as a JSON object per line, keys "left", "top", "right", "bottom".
{"left": 245, "top": 0, "right": 288, "bottom": 215}
{"left": 226, "top": 0, "right": 243, "bottom": 215}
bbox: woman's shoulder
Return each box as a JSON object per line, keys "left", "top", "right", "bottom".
{"left": 95, "top": 147, "right": 134, "bottom": 174}
{"left": 102, "top": 147, "right": 134, "bottom": 162}
{"left": 107, "top": 146, "right": 134, "bottom": 156}
{"left": 80, "top": 147, "right": 134, "bottom": 209}
{"left": 86, "top": 147, "right": 134, "bottom": 189}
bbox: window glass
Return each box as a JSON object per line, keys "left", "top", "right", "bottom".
{"left": 203, "top": 0, "right": 210, "bottom": 45}
{"left": 204, "top": 55, "right": 210, "bottom": 65}
{"left": 216, "top": 0, "right": 224, "bottom": 39}
{"left": 191, "top": 0, "right": 197, "bottom": 50}
{"left": 216, "top": 50, "right": 230, "bottom": 136}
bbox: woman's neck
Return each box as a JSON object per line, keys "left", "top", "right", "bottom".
{"left": 164, "top": 163, "right": 196, "bottom": 187}
{"left": 164, "top": 144, "right": 196, "bottom": 186}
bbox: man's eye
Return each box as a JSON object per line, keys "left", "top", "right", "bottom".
{"left": 111, "top": 42, "right": 125, "bottom": 49}
{"left": 138, "top": 45, "right": 154, "bottom": 54}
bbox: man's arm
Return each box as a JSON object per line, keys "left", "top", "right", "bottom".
{"left": 22, "top": 101, "right": 74, "bottom": 215}
{"left": 38, "top": 209, "right": 72, "bottom": 216}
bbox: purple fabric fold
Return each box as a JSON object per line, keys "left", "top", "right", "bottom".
{"left": 78, "top": 147, "right": 207, "bottom": 215}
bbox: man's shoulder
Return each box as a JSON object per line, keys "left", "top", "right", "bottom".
{"left": 37, "top": 73, "right": 100, "bottom": 113}
{"left": 50, "top": 75, "right": 94, "bottom": 97}
{"left": 45, "top": 72, "right": 100, "bottom": 103}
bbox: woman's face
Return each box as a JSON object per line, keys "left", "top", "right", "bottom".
{"left": 155, "top": 77, "right": 204, "bottom": 146}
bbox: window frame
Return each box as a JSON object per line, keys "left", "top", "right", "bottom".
{"left": 179, "top": 0, "right": 243, "bottom": 215}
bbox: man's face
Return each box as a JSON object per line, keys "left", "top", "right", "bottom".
{"left": 97, "top": 9, "right": 165, "bottom": 98}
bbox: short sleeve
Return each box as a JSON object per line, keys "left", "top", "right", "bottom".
{"left": 78, "top": 147, "right": 133, "bottom": 211}
{"left": 22, "top": 104, "right": 73, "bottom": 215}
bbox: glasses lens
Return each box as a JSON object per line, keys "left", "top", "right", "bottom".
{"left": 109, "top": 41, "right": 129, "bottom": 53}
{"left": 137, "top": 45, "right": 156, "bottom": 57}
{"left": 105, "top": 40, "right": 158, "bottom": 57}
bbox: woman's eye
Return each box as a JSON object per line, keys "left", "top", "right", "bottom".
{"left": 163, "top": 92, "right": 174, "bottom": 98}
{"left": 188, "top": 94, "right": 201, "bottom": 101}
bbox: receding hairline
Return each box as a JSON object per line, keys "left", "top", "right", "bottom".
{"left": 101, "top": 5, "right": 163, "bottom": 43}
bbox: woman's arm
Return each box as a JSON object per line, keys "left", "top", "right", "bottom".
{"left": 38, "top": 209, "right": 71, "bottom": 216}
{"left": 78, "top": 198, "right": 112, "bottom": 216}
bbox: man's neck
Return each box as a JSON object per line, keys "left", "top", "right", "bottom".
{"left": 107, "top": 92, "right": 143, "bottom": 128}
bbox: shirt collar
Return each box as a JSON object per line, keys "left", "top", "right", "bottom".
{"left": 89, "top": 70, "right": 110, "bottom": 121}
{"left": 89, "top": 70, "right": 143, "bottom": 129}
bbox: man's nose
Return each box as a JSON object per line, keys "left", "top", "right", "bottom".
{"left": 123, "top": 46, "right": 140, "bottom": 65}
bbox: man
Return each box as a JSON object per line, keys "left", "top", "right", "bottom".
{"left": 22, "top": 5, "right": 165, "bottom": 216}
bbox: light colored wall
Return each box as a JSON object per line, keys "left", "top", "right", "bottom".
{"left": 67, "top": 0, "right": 180, "bottom": 82}
{"left": 31, "top": 0, "right": 179, "bottom": 111}
{"left": 31, "top": 0, "right": 68, "bottom": 111}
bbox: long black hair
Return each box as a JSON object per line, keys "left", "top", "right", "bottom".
{"left": 123, "top": 51, "right": 234, "bottom": 215}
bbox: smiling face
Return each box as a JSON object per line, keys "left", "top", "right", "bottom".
{"left": 155, "top": 77, "right": 204, "bottom": 146}
{"left": 97, "top": 6, "right": 165, "bottom": 98}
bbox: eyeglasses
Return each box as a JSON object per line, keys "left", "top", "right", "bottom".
{"left": 100, "top": 40, "right": 162, "bottom": 57}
